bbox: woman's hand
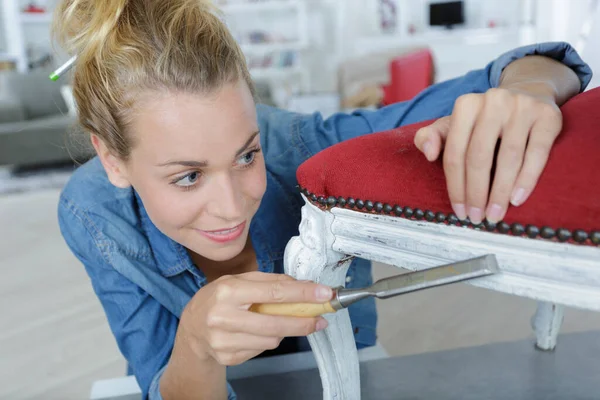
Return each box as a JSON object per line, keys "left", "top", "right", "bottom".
{"left": 414, "top": 55, "right": 581, "bottom": 225}
{"left": 414, "top": 82, "right": 563, "bottom": 224}
{"left": 178, "top": 271, "right": 331, "bottom": 366}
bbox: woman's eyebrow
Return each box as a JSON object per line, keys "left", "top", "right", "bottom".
{"left": 157, "top": 131, "right": 259, "bottom": 167}
{"left": 235, "top": 131, "right": 260, "bottom": 158}
{"left": 157, "top": 160, "right": 209, "bottom": 168}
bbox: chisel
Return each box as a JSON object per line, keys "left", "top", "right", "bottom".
{"left": 249, "top": 254, "right": 499, "bottom": 317}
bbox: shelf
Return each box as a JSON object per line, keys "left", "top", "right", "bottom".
{"left": 220, "top": 0, "right": 299, "bottom": 14}
{"left": 353, "top": 26, "right": 520, "bottom": 56}
{"left": 359, "top": 26, "right": 515, "bottom": 45}
{"left": 19, "top": 13, "right": 53, "bottom": 24}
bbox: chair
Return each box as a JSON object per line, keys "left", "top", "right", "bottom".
{"left": 337, "top": 47, "right": 432, "bottom": 109}
{"left": 287, "top": 87, "right": 600, "bottom": 399}
{"left": 381, "top": 48, "right": 434, "bottom": 105}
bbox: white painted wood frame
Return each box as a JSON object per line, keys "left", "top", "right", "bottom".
{"left": 286, "top": 195, "right": 600, "bottom": 400}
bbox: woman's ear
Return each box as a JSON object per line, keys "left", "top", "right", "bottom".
{"left": 91, "top": 134, "right": 132, "bottom": 189}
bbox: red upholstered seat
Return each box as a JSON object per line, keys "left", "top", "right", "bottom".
{"left": 297, "top": 87, "right": 600, "bottom": 247}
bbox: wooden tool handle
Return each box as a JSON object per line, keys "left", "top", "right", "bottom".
{"left": 249, "top": 302, "right": 336, "bottom": 317}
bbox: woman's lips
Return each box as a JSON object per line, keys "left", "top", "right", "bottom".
{"left": 197, "top": 221, "right": 246, "bottom": 243}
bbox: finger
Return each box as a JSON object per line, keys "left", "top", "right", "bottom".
{"left": 414, "top": 116, "right": 451, "bottom": 161}
{"left": 217, "top": 279, "right": 333, "bottom": 305}
{"left": 511, "top": 115, "right": 561, "bottom": 206}
{"left": 213, "top": 349, "right": 271, "bottom": 366}
{"left": 464, "top": 105, "right": 506, "bottom": 225}
{"left": 239, "top": 272, "right": 317, "bottom": 286}
{"left": 216, "top": 309, "right": 328, "bottom": 337}
{"left": 485, "top": 114, "right": 533, "bottom": 222}
{"left": 443, "top": 94, "right": 483, "bottom": 220}
{"left": 211, "top": 350, "right": 276, "bottom": 366}
{"left": 210, "top": 332, "right": 284, "bottom": 353}
{"left": 238, "top": 271, "right": 296, "bottom": 282}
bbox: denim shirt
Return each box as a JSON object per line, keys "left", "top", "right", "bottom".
{"left": 57, "top": 42, "right": 591, "bottom": 400}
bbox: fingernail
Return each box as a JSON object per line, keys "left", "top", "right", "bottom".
{"left": 452, "top": 203, "right": 467, "bottom": 220}
{"left": 316, "top": 286, "right": 332, "bottom": 301}
{"left": 511, "top": 188, "right": 527, "bottom": 206}
{"left": 423, "top": 141, "right": 434, "bottom": 161}
{"left": 486, "top": 203, "right": 504, "bottom": 223}
{"left": 316, "top": 318, "right": 329, "bottom": 331}
{"left": 468, "top": 207, "right": 483, "bottom": 225}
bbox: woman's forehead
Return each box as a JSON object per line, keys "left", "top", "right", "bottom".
{"left": 128, "top": 85, "right": 258, "bottom": 164}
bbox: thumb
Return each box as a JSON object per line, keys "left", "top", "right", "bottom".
{"left": 413, "top": 116, "right": 451, "bottom": 161}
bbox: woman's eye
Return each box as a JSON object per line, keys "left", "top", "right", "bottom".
{"left": 175, "top": 172, "right": 200, "bottom": 187}
{"left": 238, "top": 150, "right": 257, "bottom": 166}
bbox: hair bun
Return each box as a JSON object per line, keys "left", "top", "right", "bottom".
{"left": 52, "top": 0, "right": 129, "bottom": 61}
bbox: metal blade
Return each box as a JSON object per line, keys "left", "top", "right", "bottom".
{"left": 332, "top": 254, "right": 499, "bottom": 309}
{"left": 372, "top": 254, "right": 499, "bottom": 299}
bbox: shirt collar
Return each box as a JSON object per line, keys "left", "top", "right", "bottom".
{"left": 134, "top": 191, "right": 196, "bottom": 278}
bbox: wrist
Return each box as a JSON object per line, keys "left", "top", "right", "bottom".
{"left": 502, "top": 80, "right": 559, "bottom": 104}
{"left": 177, "top": 310, "right": 214, "bottom": 363}
{"left": 498, "top": 55, "right": 580, "bottom": 106}
{"left": 160, "top": 328, "right": 225, "bottom": 400}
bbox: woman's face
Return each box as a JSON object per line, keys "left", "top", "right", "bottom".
{"left": 114, "top": 80, "right": 266, "bottom": 262}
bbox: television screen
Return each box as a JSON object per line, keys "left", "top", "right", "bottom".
{"left": 429, "top": 1, "right": 465, "bottom": 27}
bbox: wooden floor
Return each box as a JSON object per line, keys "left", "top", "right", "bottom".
{"left": 2, "top": 188, "right": 600, "bottom": 400}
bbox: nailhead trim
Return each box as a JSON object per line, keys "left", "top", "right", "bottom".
{"left": 484, "top": 220, "right": 497, "bottom": 232}
{"left": 298, "top": 186, "right": 599, "bottom": 246}
{"left": 425, "top": 210, "right": 436, "bottom": 221}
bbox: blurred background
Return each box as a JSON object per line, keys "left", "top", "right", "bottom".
{"left": 2, "top": 0, "right": 600, "bottom": 399}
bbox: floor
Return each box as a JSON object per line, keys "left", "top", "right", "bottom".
{"left": 2, "top": 188, "right": 600, "bottom": 400}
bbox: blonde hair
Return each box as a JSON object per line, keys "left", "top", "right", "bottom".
{"left": 52, "top": 0, "right": 254, "bottom": 159}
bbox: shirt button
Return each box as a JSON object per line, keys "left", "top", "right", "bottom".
{"left": 345, "top": 276, "right": 352, "bottom": 283}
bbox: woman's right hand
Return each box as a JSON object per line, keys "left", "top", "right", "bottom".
{"left": 179, "top": 271, "right": 333, "bottom": 366}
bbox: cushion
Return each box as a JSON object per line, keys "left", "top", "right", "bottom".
{"left": 297, "top": 87, "right": 600, "bottom": 247}
{"left": 0, "top": 97, "right": 25, "bottom": 123}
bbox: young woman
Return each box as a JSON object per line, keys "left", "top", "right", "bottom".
{"left": 53, "top": 0, "right": 591, "bottom": 399}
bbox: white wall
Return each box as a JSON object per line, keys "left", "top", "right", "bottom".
{"left": 299, "top": 0, "right": 599, "bottom": 94}
{"left": 0, "top": 3, "right": 5, "bottom": 53}
{"left": 297, "top": 0, "right": 514, "bottom": 93}
{"left": 578, "top": 0, "right": 600, "bottom": 89}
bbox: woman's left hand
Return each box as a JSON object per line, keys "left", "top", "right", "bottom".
{"left": 414, "top": 83, "right": 563, "bottom": 224}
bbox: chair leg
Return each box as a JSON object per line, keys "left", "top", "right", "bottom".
{"left": 285, "top": 200, "right": 360, "bottom": 400}
{"left": 531, "top": 301, "right": 565, "bottom": 351}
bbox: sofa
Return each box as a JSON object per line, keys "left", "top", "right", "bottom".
{"left": 0, "top": 70, "right": 93, "bottom": 168}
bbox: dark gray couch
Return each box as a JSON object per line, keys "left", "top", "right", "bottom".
{"left": 0, "top": 70, "right": 93, "bottom": 167}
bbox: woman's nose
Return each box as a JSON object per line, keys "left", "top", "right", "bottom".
{"left": 207, "top": 174, "right": 245, "bottom": 221}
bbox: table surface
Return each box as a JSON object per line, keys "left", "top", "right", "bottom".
{"left": 230, "top": 331, "right": 600, "bottom": 400}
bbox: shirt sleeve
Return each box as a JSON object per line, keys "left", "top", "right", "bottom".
{"left": 57, "top": 196, "right": 237, "bottom": 400}
{"left": 489, "top": 41, "right": 592, "bottom": 91}
{"left": 269, "top": 41, "right": 592, "bottom": 159}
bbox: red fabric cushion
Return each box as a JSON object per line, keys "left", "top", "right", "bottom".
{"left": 297, "top": 88, "right": 600, "bottom": 246}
